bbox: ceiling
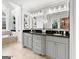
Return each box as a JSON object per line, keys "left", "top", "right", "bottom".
{"left": 2, "top": 0, "right": 65, "bottom": 11}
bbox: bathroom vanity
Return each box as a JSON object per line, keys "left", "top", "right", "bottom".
{"left": 22, "top": 29, "right": 69, "bottom": 59}
{"left": 23, "top": 30, "right": 32, "bottom": 49}
{"left": 32, "top": 30, "right": 46, "bottom": 55}
{"left": 46, "top": 33, "right": 69, "bottom": 59}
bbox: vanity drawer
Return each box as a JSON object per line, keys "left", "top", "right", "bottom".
{"left": 46, "top": 36, "right": 69, "bottom": 44}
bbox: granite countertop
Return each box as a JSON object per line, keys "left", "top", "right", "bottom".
{"left": 11, "top": 30, "right": 16, "bottom": 32}
{"left": 31, "top": 32, "right": 69, "bottom": 38}
{"left": 23, "top": 31, "right": 69, "bottom": 38}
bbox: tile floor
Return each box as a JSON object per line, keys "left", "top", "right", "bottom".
{"left": 2, "top": 42, "right": 48, "bottom": 59}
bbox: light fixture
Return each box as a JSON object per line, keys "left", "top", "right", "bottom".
{"left": 58, "top": 6, "right": 61, "bottom": 12}
{"left": 48, "top": 8, "right": 53, "bottom": 14}
{"left": 64, "top": 4, "right": 67, "bottom": 11}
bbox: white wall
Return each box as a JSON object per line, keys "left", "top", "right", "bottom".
{"left": 21, "top": 8, "right": 25, "bottom": 30}
{"left": 70, "top": 0, "right": 76, "bottom": 59}
{"left": 6, "top": 10, "right": 10, "bottom": 30}
{"left": 11, "top": 7, "right": 22, "bottom": 43}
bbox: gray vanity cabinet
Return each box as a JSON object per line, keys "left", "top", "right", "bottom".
{"left": 23, "top": 33, "right": 32, "bottom": 49}
{"left": 33, "top": 34, "right": 46, "bottom": 55}
{"left": 46, "top": 40, "right": 56, "bottom": 59}
{"left": 23, "top": 33, "right": 28, "bottom": 47}
{"left": 56, "top": 43, "right": 69, "bottom": 59}
{"left": 46, "top": 36, "right": 69, "bottom": 59}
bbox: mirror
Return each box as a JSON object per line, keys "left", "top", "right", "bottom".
{"left": 52, "top": 20, "right": 58, "bottom": 29}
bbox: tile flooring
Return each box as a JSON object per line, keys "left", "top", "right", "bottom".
{"left": 2, "top": 42, "right": 48, "bottom": 59}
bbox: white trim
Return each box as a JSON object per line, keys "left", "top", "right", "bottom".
{"left": 70, "top": 0, "right": 76, "bottom": 59}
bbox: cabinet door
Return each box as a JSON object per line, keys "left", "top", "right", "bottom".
{"left": 23, "top": 37, "right": 28, "bottom": 47}
{"left": 33, "top": 35, "right": 37, "bottom": 50}
{"left": 23, "top": 33, "right": 29, "bottom": 47}
{"left": 65, "top": 44, "right": 69, "bottom": 59}
{"left": 23, "top": 33, "right": 26, "bottom": 46}
{"left": 56, "top": 43, "right": 69, "bottom": 59}
{"left": 46, "top": 40, "right": 56, "bottom": 59}
{"left": 28, "top": 37, "right": 32, "bottom": 49}
{"left": 33, "top": 35, "right": 41, "bottom": 53}
{"left": 41, "top": 36, "right": 46, "bottom": 54}
{"left": 33, "top": 35, "right": 46, "bottom": 55}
